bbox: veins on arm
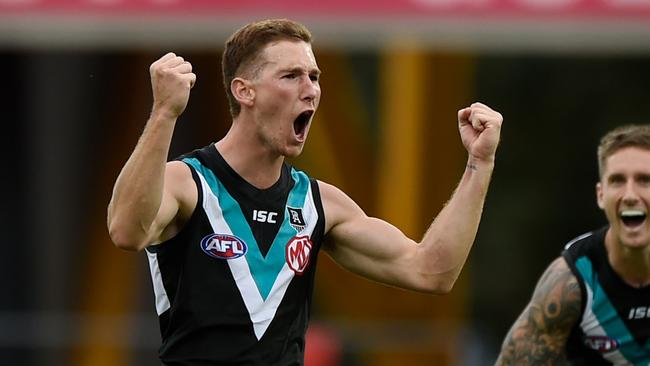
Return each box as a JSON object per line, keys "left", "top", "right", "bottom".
{"left": 496, "top": 257, "right": 582, "bottom": 366}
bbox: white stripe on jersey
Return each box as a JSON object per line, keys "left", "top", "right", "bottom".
{"left": 196, "top": 172, "right": 320, "bottom": 340}
{"left": 580, "top": 279, "right": 628, "bottom": 364}
{"left": 564, "top": 231, "right": 594, "bottom": 250}
{"left": 146, "top": 250, "right": 171, "bottom": 315}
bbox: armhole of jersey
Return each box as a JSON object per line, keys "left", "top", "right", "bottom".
{"left": 146, "top": 162, "right": 204, "bottom": 254}
{"left": 310, "top": 179, "right": 326, "bottom": 242}
{"left": 185, "top": 162, "right": 203, "bottom": 212}
{"left": 562, "top": 251, "right": 588, "bottom": 319}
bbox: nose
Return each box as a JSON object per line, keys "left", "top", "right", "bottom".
{"left": 622, "top": 181, "right": 641, "bottom": 205}
{"left": 301, "top": 77, "right": 319, "bottom": 103}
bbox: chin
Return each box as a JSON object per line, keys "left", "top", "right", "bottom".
{"left": 619, "top": 232, "right": 650, "bottom": 250}
{"left": 283, "top": 146, "right": 304, "bottom": 159}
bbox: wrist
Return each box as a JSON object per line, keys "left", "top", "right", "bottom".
{"left": 150, "top": 105, "right": 180, "bottom": 123}
{"left": 466, "top": 156, "right": 495, "bottom": 171}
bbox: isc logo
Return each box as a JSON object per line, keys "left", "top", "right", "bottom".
{"left": 253, "top": 209, "right": 278, "bottom": 224}
{"left": 285, "top": 236, "right": 312, "bottom": 275}
{"left": 628, "top": 306, "right": 650, "bottom": 319}
{"left": 200, "top": 233, "right": 247, "bottom": 260}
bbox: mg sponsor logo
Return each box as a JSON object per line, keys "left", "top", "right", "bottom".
{"left": 583, "top": 335, "right": 620, "bottom": 353}
{"left": 200, "top": 233, "right": 247, "bottom": 260}
{"left": 286, "top": 236, "right": 312, "bottom": 275}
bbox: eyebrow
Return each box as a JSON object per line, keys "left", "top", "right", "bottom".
{"left": 280, "top": 66, "right": 321, "bottom": 76}
{"left": 607, "top": 173, "right": 625, "bottom": 180}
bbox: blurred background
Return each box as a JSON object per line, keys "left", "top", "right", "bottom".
{"left": 2, "top": 1, "right": 650, "bottom": 365}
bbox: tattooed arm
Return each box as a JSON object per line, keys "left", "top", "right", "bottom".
{"left": 495, "top": 257, "right": 582, "bottom": 366}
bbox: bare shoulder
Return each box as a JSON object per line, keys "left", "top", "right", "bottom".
{"left": 528, "top": 257, "right": 582, "bottom": 333}
{"left": 166, "top": 161, "right": 195, "bottom": 191}
{"left": 166, "top": 160, "right": 193, "bottom": 178}
{"left": 317, "top": 180, "right": 365, "bottom": 233}
{"left": 317, "top": 180, "right": 348, "bottom": 203}
{"left": 496, "top": 256, "right": 582, "bottom": 365}
{"left": 532, "top": 257, "right": 581, "bottom": 305}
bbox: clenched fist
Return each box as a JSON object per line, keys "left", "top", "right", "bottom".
{"left": 457, "top": 102, "right": 503, "bottom": 163}
{"left": 149, "top": 52, "right": 197, "bottom": 120}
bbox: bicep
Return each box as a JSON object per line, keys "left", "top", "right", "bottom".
{"left": 497, "top": 257, "right": 582, "bottom": 365}
{"left": 320, "top": 182, "right": 418, "bottom": 287}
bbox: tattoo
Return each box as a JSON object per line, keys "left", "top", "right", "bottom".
{"left": 495, "top": 257, "right": 581, "bottom": 366}
{"left": 467, "top": 163, "right": 478, "bottom": 171}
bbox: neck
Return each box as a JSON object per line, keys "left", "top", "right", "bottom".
{"left": 605, "top": 230, "right": 650, "bottom": 288}
{"left": 215, "top": 121, "right": 284, "bottom": 190}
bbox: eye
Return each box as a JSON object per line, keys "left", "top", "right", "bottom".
{"left": 608, "top": 174, "right": 625, "bottom": 186}
{"left": 283, "top": 73, "right": 297, "bottom": 79}
{"left": 638, "top": 174, "right": 650, "bottom": 186}
{"left": 310, "top": 74, "right": 319, "bottom": 82}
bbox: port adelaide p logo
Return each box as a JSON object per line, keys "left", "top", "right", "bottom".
{"left": 200, "top": 233, "right": 248, "bottom": 260}
{"left": 287, "top": 207, "right": 306, "bottom": 232}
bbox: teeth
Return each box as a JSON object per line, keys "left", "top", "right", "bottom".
{"left": 621, "top": 210, "right": 646, "bottom": 217}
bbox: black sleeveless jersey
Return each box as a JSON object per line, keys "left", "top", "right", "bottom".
{"left": 145, "top": 144, "right": 326, "bottom": 365}
{"left": 562, "top": 226, "right": 650, "bottom": 365}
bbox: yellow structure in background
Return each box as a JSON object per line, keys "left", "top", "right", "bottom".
{"left": 377, "top": 42, "right": 426, "bottom": 240}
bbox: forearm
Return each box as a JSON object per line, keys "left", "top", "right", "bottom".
{"left": 108, "top": 112, "right": 176, "bottom": 249}
{"left": 416, "top": 156, "right": 494, "bottom": 289}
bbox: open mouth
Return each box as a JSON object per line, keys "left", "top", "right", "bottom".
{"left": 294, "top": 110, "right": 314, "bottom": 138}
{"left": 620, "top": 210, "right": 647, "bottom": 228}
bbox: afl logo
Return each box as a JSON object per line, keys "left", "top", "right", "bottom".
{"left": 583, "top": 335, "right": 620, "bottom": 353}
{"left": 200, "top": 233, "right": 247, "bottom": 260}
{"left": 286, "top": 236, "right": 312, "bottom": 275}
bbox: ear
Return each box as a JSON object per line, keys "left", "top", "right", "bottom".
{"left": 231, "top": 77, "right": 255, "bottom": 108}
{"left": 596, "top": 181, "right": 605, "bottom": 209}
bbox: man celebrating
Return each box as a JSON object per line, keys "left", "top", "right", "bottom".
{"left": 108, "top": 18, "right": 503, "bottom": 365}
{"left": 497, "top": 125, "right": 650, "bottom": 365}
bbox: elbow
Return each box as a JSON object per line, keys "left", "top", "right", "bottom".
{"left": 112, "top": 238, "right": 144, "bottom": 252}
{"left": 416, "top": 273, "right": 457, "bottom": 295}
{"left": 107, "top": 221, "right": 147, "bottom": 252}
{"left": 414, "top": 248, "right": 464, "bottom": 295}
{"left": 425, "top": 279, "right": 455, "bottom": 295}
{"left": 434, "top": 280, "right": 455, "bottom": 295}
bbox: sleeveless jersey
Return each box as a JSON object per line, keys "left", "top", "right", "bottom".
{"left": 562, "top": 226, "right": 650, "bottom": 365}
{"left": 145, "top": 144, "right": 326, "bottom": 365}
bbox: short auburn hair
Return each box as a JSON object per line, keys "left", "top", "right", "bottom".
{"left": 222, "top": 19, "right": 312, "bottom": 118}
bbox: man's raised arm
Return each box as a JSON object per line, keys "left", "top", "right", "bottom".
{"left": 107, "top": 53, "right": 196, "bottom": 251}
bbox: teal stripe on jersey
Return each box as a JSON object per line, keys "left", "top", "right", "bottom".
{"left": 184, "top": 158, "right": 223, "bottom": 199}
{"left": 575, "top": 257, "right": 649, "bottom": 364}
{"left": 183, "top": 158, "right": 309, "bottom": 300}
{"left": 253, "top": 168, "right": 309, "bottom": 294}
